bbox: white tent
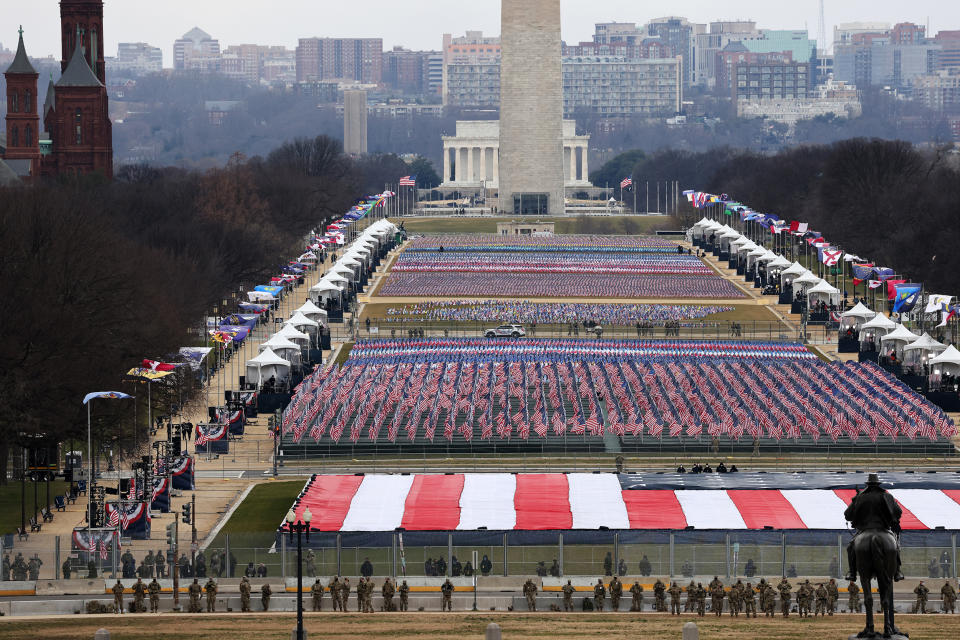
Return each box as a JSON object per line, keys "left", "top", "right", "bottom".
{"left": 736, "top": 241, "right": 758, "bottom": 254}
{"left": 286, "top": 312, "right": 321, "bottom": 343}
{"left": 339, "top": 257, "right": 362, "bottom": 267}
{"left": 807, "top": 279, "right": 841, "bottom": 306}
{"left": 930, "top": 345, "right": 960, "bottom": 376}
{"left": 781, "top": 262, "right": 806, "bottom": 277}
{"left": 767, "top": 256, "right": 792, "bottom": 270}
{"left": 730, "top": 236, "right": 752, "bottom": 250}
{"left": 903, "top": 332, "right": 947, "bottom": 371}
{"left": 277, "top": 323, "right": 311, "bottom": 348}
{"left": 859, "top": 313, "right": 897, "bottom": 349}
{"left": 791, "top": 271, "right": 821, "bottom": 292}
{"left": 757, "top": 251, "right": 779, "bottom": 263}
{"left": 839, "top": 302, "right": 875, "bottom": 330}
{"left": 245, "top": 348, "right": 291, "bottom": 389}
{"left": 295, "top": 300, "right": 328, "bottom": 325}
{"left": 259, "top": 335, "right": 302, "bottom": 367}
{"left": 879, "top": 323, "right": 921, "bottom": 360}
{"left": 324, "top": 271, "right": 350, "bottom": 284}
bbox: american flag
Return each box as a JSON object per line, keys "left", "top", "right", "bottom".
{"left": 99, "top": 539, "right": 110, "bottom": 560}
{"left": 399, "top": 175, "right": 417, "bottom": 187}
{"left": 108, "top": 509, "right": 120, "bottom": 527}
{"left": 620, "top": 177, "right": 633, "bottom": 189}
{"left": 195, "top": 426, "right": 210, "bottom": 446}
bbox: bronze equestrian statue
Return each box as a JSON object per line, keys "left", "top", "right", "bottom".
{"left": 844, "top": 473, "right": 907, "bottom": 639}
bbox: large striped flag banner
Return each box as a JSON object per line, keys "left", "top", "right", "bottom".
{"left": 399, "top": 175, "right": 417, "bottom": 187}
{"left": 282, "top": 473, "right": 960, "bottom": 532}
{"left": 620, "top": 177, "right": 633, "bottom": 189}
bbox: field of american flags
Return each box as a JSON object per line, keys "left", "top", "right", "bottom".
{"left": 281, "top": 338, "right": 955, "bottom": 455}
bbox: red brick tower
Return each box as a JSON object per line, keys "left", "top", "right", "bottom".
{"left": 60, "top": 0, "right": 106, "bottom": 84}
{"left": 3, "top": 27, "right": 41, "bottom": 178}
{"left": 45, "top": 28, "right": 113, "bottom": 178}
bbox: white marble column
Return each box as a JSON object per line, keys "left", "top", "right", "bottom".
{"left": 459, "top": 147, "right": 468, "bottom": 182}
{"left": 492, "top": 146, "right": 500, "bottom": 188}
{"left": 467, "top": 147, "right": 475, "bottom": 183}
{"left": 581, "top": 144, "right": 589, "bottom": 182}
{"left": 443, "top": 144, "right": 451, "bottom": 183}
{"left": 568, "top": 146, "right": 576, "bottom": 183}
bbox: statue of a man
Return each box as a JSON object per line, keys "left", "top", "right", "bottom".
{"left": 843, "top": 473, "right": 903, "bottom": 582}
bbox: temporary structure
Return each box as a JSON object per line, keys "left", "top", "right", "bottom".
{"left": 245, "top": 348, "right": 291, "bottom": 389}
{"left": 879, "top": 323, "right": 921, "bottom": 359}
{"left": 839, "top": 302, "right": 875, "bottom": 331}
{"left": 807, "top": 280, "right": 841, "bottom": 306}
{"left": 294, "top": 300, "right": 328, "bottom": 325}
{"left": 930, "top": 345, "right": 960, "bottom": 376}
{"left": 259, "top": 335, "right": 302, "bottom": 367}
{"left": 277, "top": 323, "right": 311, "bottom": 348}
{"left": 902, "top": 333, "right": 947, "bottom": 369}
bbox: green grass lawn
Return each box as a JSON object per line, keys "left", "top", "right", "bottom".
{"left": 0, "top": 479, "right": 67, "bottom": 535}
{"left": 209, "top": 480, "right": 306, "bottom": 550}
{"left": 392, "top": 216, "right": 672, "bottom": 236}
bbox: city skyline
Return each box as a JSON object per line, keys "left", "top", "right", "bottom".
{"left": 3, "top": 0, "right": 959, "bottom": 64}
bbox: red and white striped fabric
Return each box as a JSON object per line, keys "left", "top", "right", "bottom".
{"left": 284, "top": 474, "right": 960, "bottom": 532}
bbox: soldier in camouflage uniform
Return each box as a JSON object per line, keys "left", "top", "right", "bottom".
{"left": 695, "top": 583, "right": 706, "bottom": 617}
{"left": 668, "top": 581, "right": 682, "bottom": 615}
{"left": 941, "top": 581, "right": 956, "bottom": 614}
{"left": 204, "top": 578, "right": 218, "bottom": 612}
{"left": 148, "top": 577, "right": 161, "bottom": 613}
{"left": 593, "top": 578, "right": 606, "bottom": 611}
{"left": 743, "top": 582, "right": 757, "bottom": 618}
{"left": 239, "top": 576, "right": 251, "bottom": 612}
{"left": 763, "top": 582, "right": 777, "bottom": 617}
{"left": 399, "top": 579, "right": 410, "bottom": 612}
{"left": 653, "top": 578, "right": 666, "bottom": 612}
{"left": 112, "top": 580, "right": 125, "bottom": 613}
{"left": 188, "top": 578, "right": 202, "bottom": 613}
{"left": 311, "top": 578, "right": 324, "bottom": 611}
{"left": 363, "top": 578, "right": 375, "bottom": 613}
{"left": 826, "top": 578, "right": 839, "bottom": 615}
{"left": 728, "top": 580, "right": 742, "bottom": 617}
{"left": 629, "top": 580, "right": 644, "bottom": 612}
{"left": 340, "top": 577, "right": 351, "bottom": 612}
{"left": 441, "top": 578, "right": 454, "bottom": 611}
{"left": 796, "top": 580, "right": 812, "bottom": 617}
{"left": 328, "top": 576, "right": 341, "bottom": 611}
{"left": 562, "top": 580, "right": 576, "bottom": 611}
{"left": 609, "top": 576, "right": 622, "bottom": 611}
{"left": 523, "top": 578, "right": 537, "bottom": 611}
{"left": 848, "top": 580, "right": 861, "bottom": 613}
{"left": 914, "top": 581, "right": 929, "bottom": 614}
{"left": 708, "top": 576, "right": 724, "bottom": 616}
{"left": 133, "top": 577, "right": 146, "bottom": 613}
{"left": 777, "top": 578, "right": 792, "bottom": 617}
{"left": 684, "top": 580, "right": 696, "bottom": 612}
{"left": 381, "top": 577, "right": 395, "bottom": 612}
{"left": 261, "top": 583, "right": 272, "bottom": 611}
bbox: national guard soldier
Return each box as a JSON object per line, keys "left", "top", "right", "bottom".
{"left": 2, "top": 554, "right": 10, "bottom": 581}
{"left": 609, "top": 576, "right": 622, "bottom": 611}
{"left": 728, "top": 580, "right": 742, "bottom": 617}
{"left": 743, "top": 582, "right": 757, "bottom": 618}
{"left": 239, "top": 576, "right": 252, "bottom": 612}
{"left": 205, "top": 577, "right": 218, "bottom": 612}
{"left": 363, "top": 578, "right": 375, "bottom": 613}
{"left": 653, "top": 578, "right": 666, "bottom": 612}
{"left": 399, "top": 579, "right": 410, "bottom": 612}
{"left": 148, "top": 577, "right": 161, "bottom": 613}
{"left": 593, "top": 578, "right": 606, "bottom": 611}
{"left": 708, "top": 576, "right": 724, "bottom": 616}
{"left": 826, "top": 578, "right": 839, "bottom": 615}
{"left": 112, "top": 579, "right": 125, "bottom": 613}
{"left": 562, "top": 580, "right": 576, "bottom": 611}
{"left": 777, "top": 578, "right": 792, "bottom": 617}
{"left": 27, "top": 555, "right": 41, "bottom": 580}
{"left": 695, "top": 583, "right": 706, "bottom": 617}
{"left": 668, "top": 581, "right": 682, "bottom": 615}
{"left": 941, "top": 581, "right": 956, "bottom": 614}
{"left": 328, "top": 576, "right": 341, "bottom": 611}
{"left": 305, "top": 549, "right": 316, "bottom": 577}
{"left": 144, "top": 550, "right": 155, "bottom": 578}
{"left": 763, "top": 582, "right": 777, "bottom": 617}
{"left": 11, "top": 554, "right": 26, "bottom": 581}
{"left": 311, "top": 578, "right": 324, "bottom": 611}
{"left": 340, "top": 577, "right": 351, "bottom": 612}
{"left": 629, "top": 580, "right": 643, "bottom": 612}
{"left": 356, "top": 577, "right": 365, "bottom": 612}
{"left": 441, "top": 578, "right": 454, "bottom": 611}
{"left": 188, "top": 578, "right": 202, "bottom": 613}
{"left": 684, "top": 580, "right": 696, "bottom": 612}
{"left": 381, "top": 577, "right": 395, "bottom": 611}
{"left": 914, "top": 581, "right": 929, "bottom": 613}
{"left": 261, "top": 582, "right": 272, "bottom": 611}
{"left": 133, "top": 577, "right": 146, "bottom": 613}
{"left": 523, "top": 578, "right": 537, "bottom": 611}
{"left": 156, "top": 550, "right": 166, "bottom": 579}
{"left": 815, "top": 583, "right": 828, "bottom": 617}
{"left": 847, "top": 580, "right": 861, "bottom": 613}
{"left": 796, "top": 580, "right": 812, "bottom": 617}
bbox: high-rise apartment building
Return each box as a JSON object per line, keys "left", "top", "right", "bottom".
{"left": 562, "top": 56, "right": 683, "bottom": 117}
{"left": 383, "top": 47, "right": 440, "bottom": 95}
{"left": 834, "top": 23, "right": 941, "bottom": 90}
{"left": 644, "top": 17, "right": 703, "bottom": 87}
{"left": 114, "top": 42, "right": 162, "bottom": 75}
{"left": 442, "top": 31, "right": 500, "bottom": 104}
{"left": 295, "top": 37, "right": 383, "bottom": 84}
{"left": 693, "top": 21, "right": 760, "bottom": 87}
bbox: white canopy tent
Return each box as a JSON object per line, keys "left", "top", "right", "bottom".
{"left": 294, "top": 300, "right": 328, "bottom": 325}
{"left": 245, "top": 348, "right": 291, "bottom": 390}
{"left": 902, "top": 333, "right": 948, "bottom": 370}
{"left": 277, "top": 323, "right": 311, "bottom": 348}
{"left": 930, "top": 345, "right": 960, "bottom": 376}
{"left": 879, "top": 323, "right": 921, "bottom": 360}
{"left": 309, "top": 279, "right": 344, "bottom": 305}
{"left": 807, "top": 280, "right": 841, "bottom": 307}
{"left": 859, "top": 313, "right": 897, "bottom": 349}
{"left": 839, "top": 302, "right": 876, "bottom": 331}
{"left": 259, "top": 335, "right": 302, "bottom": 367}
{"left": 791, "top": 271, "right": 821, "bottom": 293}
{"left": 767, "top": 256, "right": 792, "bottom": 271}
{"left": 286, "top": 311, "right": 321, "bottom": 343}
{"left": 246, "top": 291, "right": 276, "bottom": 303}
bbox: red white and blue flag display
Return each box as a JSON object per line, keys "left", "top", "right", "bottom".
{"left": 282, "top": 473, "right": 960, "bottom": 532}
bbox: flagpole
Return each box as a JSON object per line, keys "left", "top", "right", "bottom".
{"left": 87, "top": 401, "right": 93, "bottom": 530}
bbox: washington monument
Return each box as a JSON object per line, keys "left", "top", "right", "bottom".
{"left": 498, "top": 0, "right": 566, "bottom": 215}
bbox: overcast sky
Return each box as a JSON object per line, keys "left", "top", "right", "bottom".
{"left": 5, "top": 0, "right": 958, "bottom": 63}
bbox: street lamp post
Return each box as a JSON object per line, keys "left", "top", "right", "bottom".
{"left": 286, "top": 507, "right": 312, "bottom": 640}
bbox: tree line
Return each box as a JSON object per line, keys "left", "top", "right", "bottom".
{"left": 0, "top": 136, "right": 409, "bottom": 481}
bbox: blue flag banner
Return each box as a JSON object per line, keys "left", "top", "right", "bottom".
{"left": 892, "top": 284, "right": 923, "bottom": 314}
{"left": 83, "top": 391, "right": 132, "bottom": 405}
